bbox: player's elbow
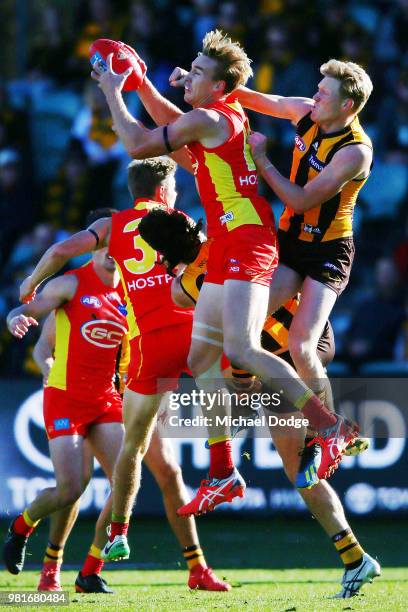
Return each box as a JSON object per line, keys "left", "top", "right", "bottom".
{"left": 51, "top": 242, "right": 72, "bottom": 262}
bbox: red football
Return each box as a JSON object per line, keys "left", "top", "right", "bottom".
{"left": 89, "top": 39, "right": 144, "bottom": 92}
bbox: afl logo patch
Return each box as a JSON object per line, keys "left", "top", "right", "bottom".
{"left": 295, "top": 134, "right": 306, "bottom": 151}
{"left": 81, "top": 319, "right": 127, "bottom": 348}
{"left": 81, "top": 295, "right": 102, "bottom": 308}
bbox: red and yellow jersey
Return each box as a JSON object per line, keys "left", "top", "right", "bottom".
{"left": 187, "top": 99, "right": 275, "bottom": 238}
{"left": 280, "top": 112, "right": 373, "bottom": 242}
{"left": 47, "top": 261, "right": 128, "bottom": 398}
{"left": 109, "top": 200, "right": 194, "bottom": 340}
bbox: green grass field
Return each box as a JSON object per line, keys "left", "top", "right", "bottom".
{"left": 1, "top": 517, "right": 407, "bottom": 611}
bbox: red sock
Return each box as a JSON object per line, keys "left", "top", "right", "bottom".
{"left": 110, "top": 521, "right": 129, "bottom": 540}
{"left": 13, "top": 511, "right": 37, "bottom": 537}
{"left": 300, "top": 395, "right": 337, "bottom": 431}
{"left": 209, "top": 440, "right": 234, "bottom": 479}
{"left": 81, "top": 554, "right": 104, "bottom": 577}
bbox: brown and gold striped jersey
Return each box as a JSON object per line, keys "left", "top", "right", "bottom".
{"left": 279, "top": 111, "right": 372, "bottom": 243}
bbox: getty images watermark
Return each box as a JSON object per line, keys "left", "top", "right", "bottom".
{"left": 156, "top": 377, "right": 408, "bottom": 439}
{"left": 159, "top": 387, "right": 309, "bottom": 436}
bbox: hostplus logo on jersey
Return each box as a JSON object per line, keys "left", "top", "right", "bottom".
{"left": 294, "top": 134, "right": 306, "bottom": 151}
{"left": 81, "top": 319, "right": 127, "bottom": 348}
{"left": 81, "top": 295, "right": 102, "bottom": 308}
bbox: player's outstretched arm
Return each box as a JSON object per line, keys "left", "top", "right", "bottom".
{"left": 233, "top": 86, "right": 314, "bottom": 123}
{"left": 137, "top": 75, "right": 193, "bottom": 173}
{"left": 7, "top": 275, "right": 77, "bottom": 339}
{"left": 33, "top": 312, "right": 56, "bottom": 384}
{"left": 92, "top": 54, "right": 218, "bottom": 163}
{"left": 18, "top": 218, "right": 111, "bottom": 303}
{"left": 249, "top": 132, "right": 372, "bottom": 212}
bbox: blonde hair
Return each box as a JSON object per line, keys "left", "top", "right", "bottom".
{"left": 201, "top": 30, "right": 253, "bottom": 93}
{"left": 320, "top": 59, "right": 373, "bottom": 113}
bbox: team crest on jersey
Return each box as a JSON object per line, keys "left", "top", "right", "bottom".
{"left": 81, "top": 295, "right": 102, "bottom": 308}
{"left": 294, "top": 134, "right": 306, "bottom": 151}
{"left": 81, "top": 319, "right": 127, "bottom": 348}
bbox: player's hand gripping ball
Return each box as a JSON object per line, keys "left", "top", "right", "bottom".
{"left": 89, "top": 39, "right": 147, "bottom": 91}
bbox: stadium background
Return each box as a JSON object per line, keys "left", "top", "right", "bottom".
{"left": 0, "top": 0, "right": 407, "bottom": 571}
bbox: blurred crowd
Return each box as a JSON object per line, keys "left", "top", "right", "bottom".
{"left": 0, "top": 0, "right": 407, "bottom": 377}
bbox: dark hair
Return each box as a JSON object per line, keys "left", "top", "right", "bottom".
{"left": 86, "top": 207, "right": 118, "bottom": 226}
{"left": 127, "top": 157, "right": 177, "bottom": 200}
{"left": 138, "top": 208, "right": 203, "bottom": 275}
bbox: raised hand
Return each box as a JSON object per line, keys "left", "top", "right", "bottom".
{"left": 169, "top": 67, "right": 188, "bottom": 88}
{"left": 8, "top": 314, "right": 39, "bottom": 339}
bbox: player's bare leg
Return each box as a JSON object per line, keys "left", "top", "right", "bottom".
{"left": 270, "top": 420, "right": 380, "bottom": 596}
{"left": 179, "top": 282, "right": 246, "bottom": 516}
{"left": 267, "top": 264, "right": 303, "bottom": 315}
{"left": 38, "top": 442, "right": 94, "bottom": 591}
{"left": 75, "top": 422, "right": 124, "bottom": 592}
{"left": 223, "top": 279, "right": 357, "bottom": 479}
{"left": 289, "top": 277, "right": 337, "bottom": 409}
{"left": 28, "top": 436, "right": 86, "bottom": 521}
{"left": 102, "top": 389, "right": 163, "bottom": 561}
{"left": 144, "top": 428, "right": 231, "bottom": 591}
{"left": 4, "top": 435, "right": 88, "bottom": 575}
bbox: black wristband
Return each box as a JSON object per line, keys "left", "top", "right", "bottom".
{"left": 88, "top": 228, "right": 100, "bottom": 246}
{"left": 163, "top": 125, "right": 173, "bottom": 153}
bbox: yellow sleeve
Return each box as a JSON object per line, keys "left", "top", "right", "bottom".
{"left": 117, "top": 332, "right": 131, "bottom": 394}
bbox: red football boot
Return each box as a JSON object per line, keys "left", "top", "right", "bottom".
{"left": 311, "top": 415, "right": 359, "bottom": 479}
{"left": 188, "top": 565, "right": 231, "bottom": 591}
{"left": 37, "top": 562, "right": 62, "bottom": 591}
{"left": 177, "top": 468, "right": 246, "bottom": 516}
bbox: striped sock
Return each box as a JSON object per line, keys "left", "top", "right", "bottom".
{"left": 82, "top": 544, "right": 104, "bottom": 576}
{"left": 332, "top": 528, "right": 364, "bottom": 569}
{"left": 43, "top": 541, "right": 63, "bottom": 565}
{"left": 183, "top": 545, "right": 206, "bottom": 570}
{"left": 208, "top": 437, "right": 234, "bottom": 479}
{"left": 13, "top": 509, "right": 40, "bottom": 537}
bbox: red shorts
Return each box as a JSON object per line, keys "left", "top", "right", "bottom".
{"left": 127, "top": 322, "right": 193, "bottom": 395}
{"left": 43, "top": 386, "right": 123, "bottom": 440}
{"left": 205, "top": 225, "right": 278, "bottom": 286}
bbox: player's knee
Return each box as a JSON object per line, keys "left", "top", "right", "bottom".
{"left": 288, "top": 335, "right": 314, "bottom": 366}
{"left": 155, "top": 460, "right": 182, "bottom": 491}
{"left": 224, "top": 342, "right": 253, "bottom": 372}
{"left": 57, "top": 482, "right": 83, "bottom": 506}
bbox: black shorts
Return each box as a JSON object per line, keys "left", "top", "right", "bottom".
{"left": 278, "top": 230, "right": 355, "bottom": 295}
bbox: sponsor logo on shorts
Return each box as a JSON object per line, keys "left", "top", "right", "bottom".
{"left": 295, "top": 134, "right": 306, "bottom": 151}
{"left": 54, "top": 418, "right": 70, "bottom": 431}
{"left": 81, "top": 319, "right": 127, "bottom": 348}
{"left": 81, "top": 295, "right": 102, "bottom": 308}
{"left": 229, "top": 266, "right": 240, "bottom": 272}
{"left": 220, "top": 211, "right": 234, "bottom": 225}
{"left": 303, "top": 223, "right": 321, "bottom": 235}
